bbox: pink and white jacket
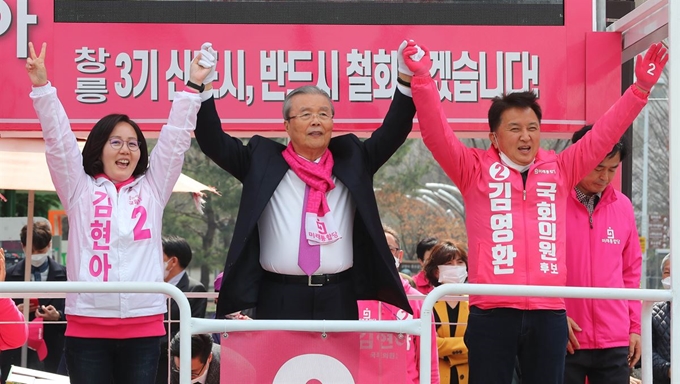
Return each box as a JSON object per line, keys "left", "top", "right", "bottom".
{"left": 358, "top": 278, "right": 439, "bottom": 384}
{"left": 0, "top": 298, "right": 28, "bottom": 350}
{"left": 565, "top": 185, "right": 642, "bottom": 349}
{"left": 31, "top": 84, "right": 200, "bottom": 321}
{"left": 411, "top": 75, "right": 648, "bottom": 310}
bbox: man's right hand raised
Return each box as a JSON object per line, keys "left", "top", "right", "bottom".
{"left": 26, "top": 42, "right": 48, "bottom": 87}
{"left": 634, "top": 42, "right": 668, "bottom": 93}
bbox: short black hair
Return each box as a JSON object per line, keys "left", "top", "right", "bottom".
{"left": 488, "top": 91, "right": 542, "bottom": 132}
{"left": 169, "top": 333, "right": 212, "bottom": 364}
{"left": 162, "top": 235, "right": 193, "bottom": 269}
{"left": 81, "top": 114, "right": 149, "bottom": 178}
{"left": 571, "top": 125, "right": 628, "bottom": 161}
{"left": 416, "top": 237, "right": 438, "bottom": 262}
{"left": 20, "top": 221, "right": 52, "bottom": 250}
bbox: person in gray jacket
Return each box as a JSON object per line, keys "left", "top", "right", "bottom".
{"left": 652, "top": 254, "right": 671, "bottom": 384}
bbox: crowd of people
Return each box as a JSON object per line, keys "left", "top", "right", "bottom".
{"left": 0, "top": 37, "right": 671, "bottom": 384}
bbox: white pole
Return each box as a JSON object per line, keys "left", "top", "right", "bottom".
{"left": 668, "top": 0, "right": 679, "bottom": 381}
{"left": 595, "top": 0, "right": 607, "bottom": 31}
{"left": 641, "top": 106, "right": 650, "bottom": 289}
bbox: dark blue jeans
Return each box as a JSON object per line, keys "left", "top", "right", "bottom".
{"left": 64, "top": 336, "right": 161, "bottom": 384}
{"left": 464, "top": 306, "right": 568, "bottom": 384}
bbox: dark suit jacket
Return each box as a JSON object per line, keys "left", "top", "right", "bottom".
{"left": 195, "top": 90, "right": 415, "bottom": 317}
{"left": 0, "top": 258, "right": 67, "bottom": 376}
{"left": 166, "top": 272, "right": 208, "bottom": 340}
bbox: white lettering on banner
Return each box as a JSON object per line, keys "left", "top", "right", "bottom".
{"left": 347, "top": 49, "right": 372, "bottom": 101}
{"left": 215, "top": 50, "right": 254, "bottom": 105}
{"left": 536, "top": 182, "right": 558, "bottom": 273}
{"left": 115, "top": 50, "right": 159, "bottom": 100}
{"left": 261, "top": 50, "right": 314, "bottom": 101}
{"left": 75, "top": 47, "right": 111, "bottom": 103}
{"left": 0, "top": 0, "right": 37, "bottom": 58}
{"left": 488, "top": 164, "right": 515, "bottom": 275}
{"left": 166, "top": 49, "right": 192, "bottom": 101}
{"left": 433, "top": 50, "right": 541, "bottom": 102}
{"left": 272, "top": 354, "right": 355, "bottom": 383}
{"left": 316, "top": 50, "right": 340, "bottom": 101}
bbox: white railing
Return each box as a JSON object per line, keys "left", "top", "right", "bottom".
{"left": 1, "top": 282, "right": 675, "bottom": 383}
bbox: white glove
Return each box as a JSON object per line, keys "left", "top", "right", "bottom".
{"left": 397, "top": 40, "right": 413, "bottom": 76}
{"left": 199, "top": 42, "right": 217, "bottom": 84}
{"left": 397, "top": 39, "right": 426, "bottom": 76}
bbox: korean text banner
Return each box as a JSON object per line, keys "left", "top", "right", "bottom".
{"left": 1, "top": 0, "right": 620, "bottom": 134}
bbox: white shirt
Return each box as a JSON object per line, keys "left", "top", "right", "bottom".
{"left": 259, "top": 169, "right": 355, "bottom": 275}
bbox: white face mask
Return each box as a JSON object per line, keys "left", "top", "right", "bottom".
{"left": 191, "top": 359, "right": 210, "bottom": 384}
{"left": 438, "top": 265, "right": 467, "bottom": 284}
{"left": 662, "top": 277, "right": 671, "bottom": 289}
{"left": 163, "top": 260, "right": 171, "bottom": 280}
{"left": 30, "top": 251, "right": 50, "bottom": 267}
{"left": 393, "top": 256, "right": 400, "bottom": 270}
{"left": 493, "top": 133, "right": 533, "bottom": 173}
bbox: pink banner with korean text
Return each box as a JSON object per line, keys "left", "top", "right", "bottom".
{"left": 220, "top": 330, "right": 408, "bottom": 383}
{"left": 1, "top": 0, "right": 620, "bottom": 135}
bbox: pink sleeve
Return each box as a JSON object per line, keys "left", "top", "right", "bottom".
{"left": 411, "top": 75, "right": 479, "bottom": 193}
{"left": 558, "top": 85, "right": 647, "bottom": 188}
{"left": 0, "top": 298, "right": 28, "bottom": 350}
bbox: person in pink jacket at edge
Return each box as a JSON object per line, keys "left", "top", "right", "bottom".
{"left": 563, "top": 125, "right": 642, "bottom": 384}
{"left": 413, "top": 237, "right": 438, "bottom": 295}
{"left": 403, "top": 39, "right": 667, "bottom": 384}
{"left": 0, "top": 248, "right": 29, "bottom": 350}
{"left": 26, "top": 42, "right": 211, "bottom": 384}
{"left": 357, "top": 226, "right": 439, "bottom": 384}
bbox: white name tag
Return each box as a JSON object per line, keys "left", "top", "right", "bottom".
{"left": 305, "top": 212, "right": 342, "bottom": 245}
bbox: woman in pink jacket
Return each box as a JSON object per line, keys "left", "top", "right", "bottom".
{"left": 0, "top": 248, "right": 28, "bottom": 350}
{"left": 402, "top": 40, "right": 667, "bottom": 384}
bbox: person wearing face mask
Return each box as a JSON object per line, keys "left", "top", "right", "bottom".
{"left": 423, "top": 239, "right": 470, "bottom": 384}
{"left": 169, "top": 333, "right": 220, "bottom": 384}
{"left": 407, "top": 38, "right": 668, "bottom": 384}
{"left": 357, "top": 226, "right": 439, "bottom": 384}
{"left": 651, "top": 255, "right": 671, "bottom": 384}
{"left": 26, "top": 41, "right": 211, "bottom": 384}
{"left": 1, "top": 221, "right": 67, "bottom": 380}
{"left": 157, "top": 235, "right": 207, "bottom": 384}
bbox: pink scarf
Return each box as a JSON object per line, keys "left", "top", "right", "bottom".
{"left": 282, "top": 144, "right": 335, "bottom": 216}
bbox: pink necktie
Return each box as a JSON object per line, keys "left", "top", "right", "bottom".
{"left": 298, "top": 186, "right": 321, "bottom": 275}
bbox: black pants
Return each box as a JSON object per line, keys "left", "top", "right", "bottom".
{"left": 256, "top": 278, "right": 358, "bottom": 320}
{"left": 564, "top": 347, "right": 630, "bottom": 384}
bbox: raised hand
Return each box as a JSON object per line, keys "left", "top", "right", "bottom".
{"left": 189, "top": 52, "right": 213, "bottom": 87}
{"left": 397, "top": 40, "right": 414, "bottom": 76}
{"left": 26, "top": 42, "right": 48, "bottom": 87}
{"left": 402, "top": 41, "right": 431, "bottom": 77}
{"left": 635, "top": 42, "right": 668, "bottom": 93}
{"left": 199, "top": 42, "right": 218, "bottom": 84}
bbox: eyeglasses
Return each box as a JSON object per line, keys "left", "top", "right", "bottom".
{"left": 172, "top": 357, "right": 208, "bottom": 379}
{"left": 287, "top": 112, "right": 333, "bottom": 122}
{"left": 389, "top": 247, "right": 400, "bottom": 255}
{"left": 109, "top": 138, "right": 140, "bottom": 152}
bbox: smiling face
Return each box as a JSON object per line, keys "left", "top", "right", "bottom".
{"left": 100, "top": 121, "right": 141, "bottom": 183}
{"left": 488, "top": 107, "right": 540, "bottom": 166}
{"left": 576, "top": 152, "right": 621, "bottom": 196}
{"left": 284, "top": 93, "right": 333, "bottom": 161}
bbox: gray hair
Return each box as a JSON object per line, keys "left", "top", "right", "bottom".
{"left": 661, "top": 254, "right": 671, "bottom": 273}
{"left": 282, "top": 86, "right": 334, "bottom": 120}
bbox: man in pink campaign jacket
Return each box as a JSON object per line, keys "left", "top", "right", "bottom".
{"left": 563, "top": 126, "right": 642, "bottom": 384}
{"left": 0, "top": 248, "right": 28, "bottom": 351}
{"left": 403, "top": 39, "right": 667, "bottom": 384}
{"left": 357, "top": 226, "right": 439, "bottom": 384}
